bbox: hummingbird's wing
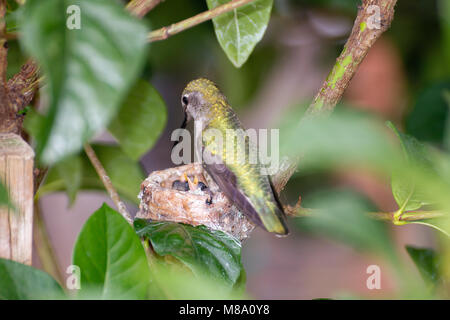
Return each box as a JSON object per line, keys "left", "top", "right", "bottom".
{"left": 202, "top": 157, "right": 266, "bottom": 230}
{"left": 202, "top": 149, "right": 289, "bottom": 235}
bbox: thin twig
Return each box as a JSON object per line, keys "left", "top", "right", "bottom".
{"left": 369, "top": 210, "right": 446, "bottom": 222}
{"left": 287, "top": 206, "right": 446, "bottom": 223}
{"left": 83, "top": 144, "right": 133, "bottom": 224}
{"left": 126, "top": 0, "right": 163, "bottom": 18}
{"left": 147, "top": 0, "right": 255, "bottom": 42}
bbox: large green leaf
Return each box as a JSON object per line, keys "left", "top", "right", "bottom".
{"left": 134, "top": 219, "right": 244, "bottom": 288}
{"left": 0, "top": 258, "right": 64, "bottom": 299}
{"left": 206, "top": 0, "right": 273, "bottom": 67}
{"left": 109, "top": 80, "right": 167, "bottom": 161}
{"left": 387, "top": 122, "right": 434, "bottom": 211}
{"left": 73, "top": 204, "right": 150, "bottom": 299}
{"left": 19, "top": 0, "right": 148, "bottom": 165}
{"left": 406, "top": 246, "right": 442, "bottom": 286}
{"left": 37, "top": 144, "right": 145, "bottom": 204}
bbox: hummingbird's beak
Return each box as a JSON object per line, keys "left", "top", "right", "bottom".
{"left": 180, "top": 111, "right": 188, "bottom": 130}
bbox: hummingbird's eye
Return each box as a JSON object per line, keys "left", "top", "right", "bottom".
{"left": 182, "top": 95, "right": 189, "bottom": 105}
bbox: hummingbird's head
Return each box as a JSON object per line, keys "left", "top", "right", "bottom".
{"left": 180, "top": 78, "right": 225, "bottom": 125}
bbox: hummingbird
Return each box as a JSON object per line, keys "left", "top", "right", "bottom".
{"left": 177, "top": 78, "right": 289, "bottom": 235}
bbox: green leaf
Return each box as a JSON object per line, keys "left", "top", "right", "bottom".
{"left": 73, "top": 204, "right": 151, "bottom": 299}
{"left": 280, "top": 108, "right": 396, "bottom": 172}
{"left": 38, "top": 144, "right": 145, "bottom": 205}
{"left": 19, "top": 0, "right": 148, "bottom": 165}
{"left": 0, "top": 258, "right": 64, "bottom": 299}
{"left": 387, "top": 122, "right": 434, "bottom": 211}
{"left": 134, "top": 219, "right": 244, "bottom": 288}
{"left": 405, "top": 246, "right": 442, "bottom": 286}
{"left": 109, "top": 80, "right": 167, "bottom": 161}
{"left": 206, "top": 0, "right": 273, "bottom": 67}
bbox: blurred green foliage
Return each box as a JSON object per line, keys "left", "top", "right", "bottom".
{"left": 297, "top": 189, "right": 396, "bottom": 261}
{"left": 0, "top": 258, "right": 63, "bottom": 299}
{"left": 0, "top": 0, "right": 449, "bottom": 301}
{"left": 109, "top": 80, "right": 167, "bottom": 161}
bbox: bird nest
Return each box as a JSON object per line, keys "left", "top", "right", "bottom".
{"left": 136, "top": 163, "right": 255, "bottom": 240}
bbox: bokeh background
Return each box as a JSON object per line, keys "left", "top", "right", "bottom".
{"left": 16, "top": 0, "right": 449, "bottom": 298}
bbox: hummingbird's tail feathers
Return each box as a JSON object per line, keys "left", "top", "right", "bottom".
{"left": 252, "top": 196, "right": 289, "bottom": 236}
{"left": 267, "top": 178, "right": 289, "bottom": 235}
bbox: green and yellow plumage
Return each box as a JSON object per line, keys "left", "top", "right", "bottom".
{"left": 182, "top": 78, "right": 288, "bottom": 235}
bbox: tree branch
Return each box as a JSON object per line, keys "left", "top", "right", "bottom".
{"left": 83, "top": 144, "right": 133, "bottom": 224}
{"left": 307, "top": 0, "right": 397, "bottom": 115}
{"left": 126, "top": 0, "right": 163, "bottom": 18}
{"left": 147, "top": 0, "right": 255, "bottom": 42}
{"left": 273, "top": 0, "right": 398, "bottom": 191}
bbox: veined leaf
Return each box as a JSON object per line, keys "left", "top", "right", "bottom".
{"left": 73, "top": 204, "right": 151, "bottom": 299}
{"left": 206, "top": 0, "right": 273, "bottom": 67}
{"left": 387, "top": 122, "right": 434, "bottom": 211}
{"left": 19, "top": 0, "right": 148, "bottom": 165}
{"left": 134, "top": 219, "right": 245, "bottom": 288}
